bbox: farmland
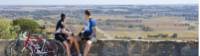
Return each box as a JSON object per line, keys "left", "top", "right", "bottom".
{"left": 0, "top": 5, "right": 198, "bottom": 40}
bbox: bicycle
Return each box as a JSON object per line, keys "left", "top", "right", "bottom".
{"left": 5, "top": 31, "right": 66, "bottom": 56}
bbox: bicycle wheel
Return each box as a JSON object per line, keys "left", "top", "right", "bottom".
{"left": 43, "top": 43, "right": 57, "bottom": 56}
{"left": 48, "top": 40, "right": 66, "bottom": 56}
{"left": 4, "top": 40, "right": 23, "bottom": 56}
{"left": 5, "top": 40, "right": 35, "bottom": 56}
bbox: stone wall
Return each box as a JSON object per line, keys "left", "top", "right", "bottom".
{"left": 90, "top": 39, "right": 198, "bottom": 56}
{"left": 0, "top": 39, "right": 198, "bottom": 56}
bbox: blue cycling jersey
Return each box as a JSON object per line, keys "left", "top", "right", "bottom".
{"left": 83, "top": 18, "right": 96, "bottom": 33}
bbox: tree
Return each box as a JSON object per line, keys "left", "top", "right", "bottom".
{"left": 13, "top": 18, "right": 40, "bottom": 33}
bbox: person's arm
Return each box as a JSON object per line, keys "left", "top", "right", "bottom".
{"left": 80, "top": 25, "right": 85, "bottom": 33}
{"left": 92, "top": 26, "right": 96, "bottom": 37}
{"left": 60, "top": 21, "right": 70, "bottom": 34}
{"left": 61, "top": 28, "right": 72, "bottom": 35}
{"left": 92, "top": 26, "right": 96, "bottom": 34}
{"left": 92, "top": 19, "right": 97, "bottom": 34}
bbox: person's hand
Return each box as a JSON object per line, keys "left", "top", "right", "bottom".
{"left": 67, "top": 35, "right": 73, "bottom": 40}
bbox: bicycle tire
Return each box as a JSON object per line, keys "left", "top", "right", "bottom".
{"left": 4, "top": 40, "right": 16, "bottom": 56}
{"left": 49, "top": 40, "right": 66, "bottom": 56}
{"left": 4, "top": 40, "right": 26, "bottom": 56}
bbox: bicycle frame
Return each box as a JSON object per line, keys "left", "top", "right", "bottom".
{"left": 21, "top": 32, "right": 48, "bottom": 55}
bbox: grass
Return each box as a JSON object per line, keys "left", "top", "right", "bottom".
{"left": 104, "top": 31, "right": 197, "bottom": 40}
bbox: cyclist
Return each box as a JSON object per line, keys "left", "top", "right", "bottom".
{"left": 55, "top": 13, "right": 81, "bottom": 56}
{"left": 79, "top": 10, "right": 96, "bottom": 56}
{"left": 55, "top": 13, "right": 72, "bottom": 56}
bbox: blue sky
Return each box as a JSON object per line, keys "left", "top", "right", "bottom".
{"left": 0, "top": 0, "right": 198, "bottom": 5}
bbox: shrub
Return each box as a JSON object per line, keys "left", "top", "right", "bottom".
{"left": 13, "top": 18, "right": 40, "bottom": 33}
{"left": 142, "top": 26, "right": 153, "bottom": 32}
{"left": 0, "top": 18, "right": 16, "bottom": 39}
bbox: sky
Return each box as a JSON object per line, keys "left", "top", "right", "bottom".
{"left": 0, "top": 0, "right": 198, "bottom": 5}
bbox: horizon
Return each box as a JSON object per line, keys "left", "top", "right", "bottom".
{"left": 0, "top": 4, "right": 198, "bottom": 6}
{"left": 0, "top": 0, "right": 198, "bottom": 5}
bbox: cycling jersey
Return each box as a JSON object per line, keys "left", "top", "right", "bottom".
{"left": 83, "top": 18, "right": 96, "bottom": 33}
{"left": 56, "top": 19, "right": 64, "bottom": 31}
{"left": 79, "top": 18, "right": 96, "bottom": 40}
{"left": 55, "top": 19, "right": 68, "bottom": 42}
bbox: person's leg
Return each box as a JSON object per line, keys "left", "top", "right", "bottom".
{"left": 68, "top": 36, "right": 73, "bottom": 45}
{"left": 72, "top": 36, "right": 81, "bottom": 55}
{"left": 83, "top": 40, "right": 92, "bottom": 56}
{"left": 81, "top": 31, "right": 93, "bottom": 56}
{"left": 55, "top": 33, "right": 71, "bottom": 56}
{"left": 62, "top": 33, "right": 71, "bottom": 56}
{"left": 63, "top": 41, "right": 71, "bottom": 56}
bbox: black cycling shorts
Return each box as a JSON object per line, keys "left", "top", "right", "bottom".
{"left": 79, "top": 31, "right": 92, "bottom": 40}
{"left": 55, "top": 33, "right": 68, "bottom": 42}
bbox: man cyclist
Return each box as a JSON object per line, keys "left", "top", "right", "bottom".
{"left": 55, "top": 13, "right": 81, "bottom": 56}
{"left": 55, "top": 13, "right": 72, "bottom": 56}
{"left": 79, "top": 10, "right": 96, "bottom": 56}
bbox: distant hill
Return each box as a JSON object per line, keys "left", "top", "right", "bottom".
{"left": 0, "top": 5, "right": 197, "bottom": 21}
